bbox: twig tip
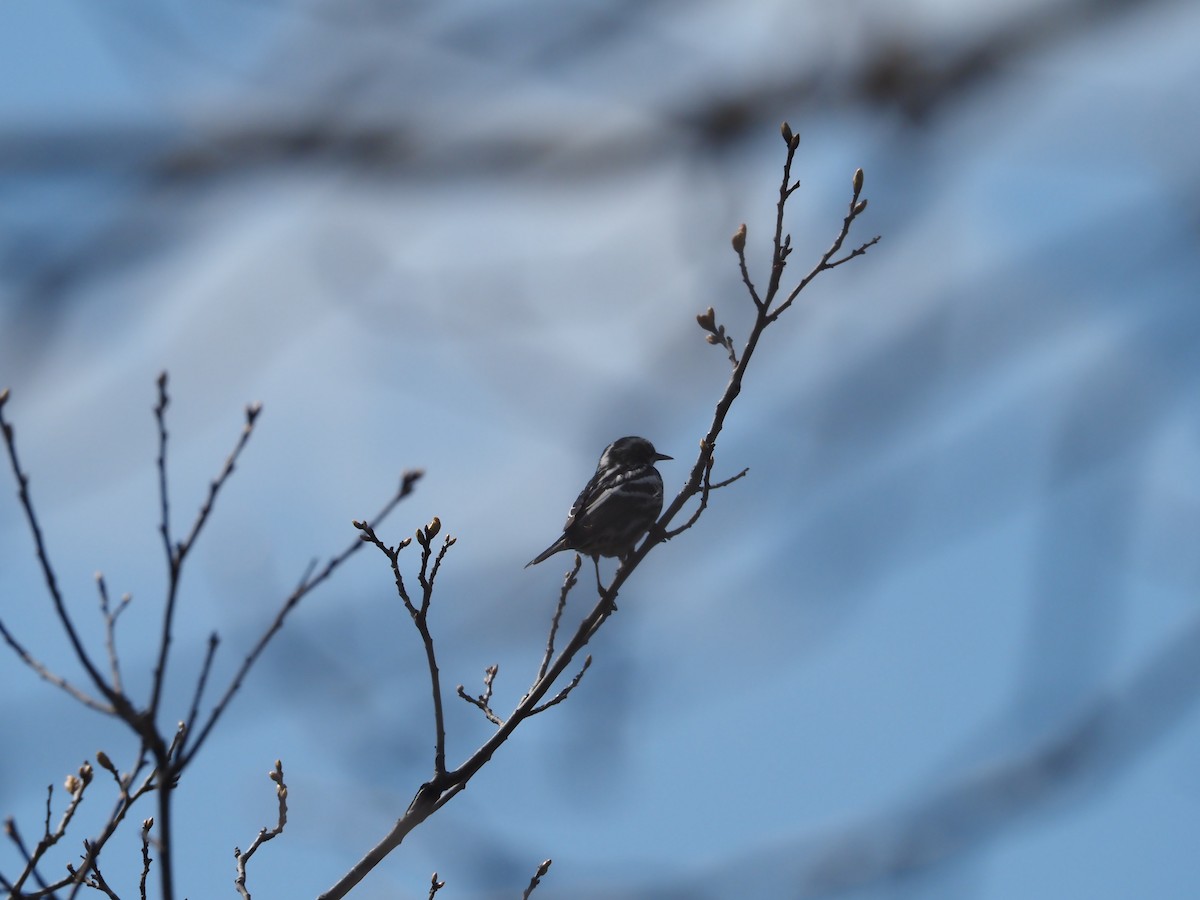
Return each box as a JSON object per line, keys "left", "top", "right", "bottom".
{"left": 731, "top": 223, "right": 747, "bottom": 253}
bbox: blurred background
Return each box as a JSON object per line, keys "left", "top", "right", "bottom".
{"left": 2, "top": 0, "right": 1199, "bottom": 897}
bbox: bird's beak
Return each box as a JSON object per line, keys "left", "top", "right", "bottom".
{"left": 655, "top": 452, "right": 673, "bottom": 461}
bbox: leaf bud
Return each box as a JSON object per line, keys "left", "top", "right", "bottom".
{"left": 731, "top": 223, "right": 747, "bottom": 254}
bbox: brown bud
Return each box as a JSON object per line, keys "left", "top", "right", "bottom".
{"left": 780, "top": 121, "right": 793, "bottom": 143}
{"left": 853, "top": 168, "right": 864, "bottom": 194}
{"left": 142, "top": 817, "right": 154, "bottom": 832}
{"left": 64, "top": 774, "right": 81, "bottom": 794}
{"left": 696, "top": 307, "right": 716, "bottom": 331}
{"left": 705, "top": 334, "right": 720, "bottom": 345}
{"left": 853, "top": 199, "right": 868, "bottom": 215}
{"left": 0, "top": 387, "right": 9, "bottom": 407}
{"left": 731, "top": 223, "right": 747, "bottom": 254}
{"left": 79, "top": 762, "right": 93, "bottom": 785}
{"left": 425, "top": 517, "right": 441, "bottom": 540}
{"left": 96, "top": 750, "right": 115, "bottom": 773}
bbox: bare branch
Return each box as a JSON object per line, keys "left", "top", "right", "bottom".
{"left": 522, "top": 859, "right": 553, "bottom": 899}
{"left": 81, "top": 854, "right": 120, "bottom": 900}
{"left": 154, "top": 371, "right": 173, "bottom": 565}
{"left": 150, "top": 384, "right": 262, "bottom": 721}
{"left": 5, "top": 764, "right": 94, "bottom": 897}
{"left": 317, "top": 124, "right": 879, "bottom": 899}
{"left": 531, "top": 656, "right": 592, "bottom": 716}
{"left": 0, "top": 392, "right": 117, "bottom": 710}
{"left": 730, "top": 224, "right": 763, "bottom": 309}
{"left": 182, "top": 632, "right": 220, "bottom": 752}
{"left": 767, "top": 165, "right": 878, "bottom": 324}
{"left": 5, "top": 811, "right": 52, "bottom": 896}
{"left": 66, "top": 753, "right": 159, "bottom": 898}
{"left": 457, "top": 665, "right": 504, "bottom": 726}
{"left": 696, "top": 306, "right": 740, "bottom": 367}
{"left": 358, "top": 519, "right": 450, "bottom": 777}
{"left": 0, "top": 619, "right": 111, "bottom": 714}
{"left": 234, "top": 761, "right": 288, "bottom": 900}
{"left": 536, "top": 556, "right": 582, "bottom": 683}
{"left": 139, "top": 817, "right": 154, "bottom": 900}
{"left": 95, "top": 573, "right": 132, "bottom": 695}
{"left": 664, "top": 457, "right": 749, "bottom": 540}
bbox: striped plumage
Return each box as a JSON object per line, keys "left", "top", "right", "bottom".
{"left": 526, "top": 436, "right": 672, "bottom": 568}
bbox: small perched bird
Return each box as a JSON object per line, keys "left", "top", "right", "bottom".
{"left": 526, "top": 436, "right": 672, "bottom": 569}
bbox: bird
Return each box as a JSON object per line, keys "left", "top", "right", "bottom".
{"left": 526, "top": 436, "right": 672, "bottom": 570}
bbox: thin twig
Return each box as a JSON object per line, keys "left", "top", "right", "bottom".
{"left": 767, "top": 167, "right": 878, "bottom": 324}
{"left": 6, "top": 765, "right": 93, "bottom": 897}
{"left": 0, "top": 391, "right": 116, "bottom": 710}
{"left": 95, "top": 573, "right": 131, "bottom": 695}
{"left": 731, "top": 223, "right": 763, "bottom": 309}
{"left": 537, "top": 557, "right": 581, "bottom": 683}
{"left": 0, "top": 620, "right": 111, "bottom": 713}
{"left": 457, "top": 665, "right": 503, "bottom": 726}
{"left": 361, "top": 520, "right": 452, "bottom": 779}
{"left": 154, "top": 371, "right": 173, "bottom": 564}
{"left": 150, "top": 393, "right": 261, "bottom": 721}
{"left": 233, "top": 761, "right": 288, "bottom": 900}
{"left": 82, "top": 854, "right": 120, "bottom": 900}
{"left": 530, "top": 656, "right": 592, "bottom": 715}
{"left": 179, "top": 632, "right": 220, "bottom": 760}
{"left": 139, "top": 817, "right": 154, "bottom": 900}
{"left": 66, "top": 756, "right": 159, "bottom": 899}
{"left": 522, "top": 859, "right": 553, "bottom": 899}
{"left": 663, "top": 459, "right": 749, "bottom": 540}
{"left": 427, "top": 871, "right": 446, "bottom": 899}
{"left": 5, "top": 812, "right": 51, "bottom": 895}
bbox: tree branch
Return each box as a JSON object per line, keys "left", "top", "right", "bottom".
{"left": 319, "top": 122, "right": 877, "bottom": 899}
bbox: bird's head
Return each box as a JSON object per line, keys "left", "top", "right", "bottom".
{"left": 598, "top": 436, "right": 672, "bottom": 470}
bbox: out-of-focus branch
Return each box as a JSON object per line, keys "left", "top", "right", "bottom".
{"left": 0, "top": 389, "right": 117, "bottom": 714}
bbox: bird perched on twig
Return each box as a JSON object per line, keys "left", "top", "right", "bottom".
{"left": 526, "top": 436, "right": 672, "bottom": 571}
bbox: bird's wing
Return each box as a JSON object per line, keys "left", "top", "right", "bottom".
{"left": 563, "top": 473, "right": 625, "bottom": 529}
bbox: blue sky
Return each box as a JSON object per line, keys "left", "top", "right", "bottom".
{"left": 2, "top": 1, "right": 1199, "bottom": 898}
